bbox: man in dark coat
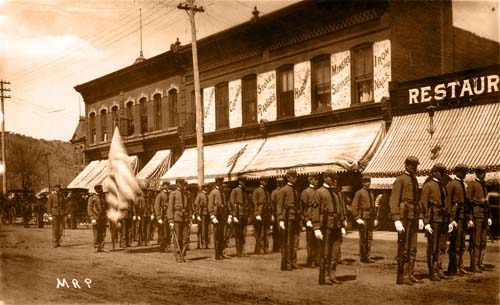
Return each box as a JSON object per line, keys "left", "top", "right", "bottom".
{"left": 271, "top": 178, "right": 284, "bottom": 252}
{"left": 194, "top": 184, "right": 210, "bottom": 249}
{"left": 253, "top": 177, "right": 272, "bottom": 255}
{"left": 209, "top": 176, "right": 232, "bottom": 260}
{"left": 47, "top": 185, "right": 65, "bottom": 247}
{"left": 87, "top": 185, "right": 107, "bottom": 252}
{"left": 155, "top": 182, "right": 171, "bottom": 252}
{"left": 168, "top": 179, "right": 192, "bottom": 260}
{"left": 301, "top": 174, "right": 319, "bottom": 267}
{"left": 231, "top": 178, "right": 250, "bottom": 256}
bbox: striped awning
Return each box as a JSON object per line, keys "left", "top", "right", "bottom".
{"left": 67, "top": 160, "right": 100, "bottom": 188}
{"left": 364, "top": 103, "right": 500, "bottom": 178}
{"left": 136, "top": 150, "right": 171, "bottom": 187}
{"left": 240, "top": 120, "right": 386, "bottom": 179}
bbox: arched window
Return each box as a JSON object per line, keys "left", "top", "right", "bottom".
{"left": 89, "top": 112, "right": 96, "bottom": 144}
{"left": 153, "top": 93, "right": 162, "bottom": 130}
{"left": 139, "top": 97, "right": 148, "bottom": 133}
{"left": 111, "top": 106, "right": 119, "bottom": 132}
{"left": 100, "top": 109, "right": 108, "bottom": 142}
{"left": 126, "top": 102, "right": 134, "bottom": 136}
{"left": 168, "top": 89, "right": 178, "bottom": 128}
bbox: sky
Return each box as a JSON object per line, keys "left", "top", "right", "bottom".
{"left": 0, "top": 0, "right": 498, "bottom": 141}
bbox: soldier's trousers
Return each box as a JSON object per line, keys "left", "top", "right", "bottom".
{"left": 109, "top": 220, "right": 119, "bottom": 248}
{"left": 272, "top": 219, "right": 280, "bottom": 252}
{"left": 306, "top": 227, "right": 320, "bottom": 266}
{"left": 234, "top": 217, "right": 248, "bottom": 255}
{"left": 92, "top": 219, "right": 106, "bottom": 250}
{"left": 426, "top": 222, "right": 448, "bottom": 277}
{"left": 254, "top": 219, "right": 270, "bottom": 254}
{"left": 37, "top": 212, "right": 44, "bottom": 228}
{"left": 139, "top": 217, "right": 151, "bottom": 245}
{"left": 199, "top": 215, "right": 210, "bottom": 248}
{"left": 52, "top": 215, "right": 64, "bottom": 246}
{"left": 284, "top": 219, "right": 301, "bottom": 267}
{"left": 473, "top": 217, "right": 488, "bottom": 269}
{"left": 120, "top": 217, "right": 131, "bottom": 247}
{"left": 322, "top": 228, "right": 342, "bottom": 277}
{"left": 214, "top": 221, "right": 228, "bottom": 259}
{"left": 396, "top": 217, "right": 419, "bottom": 279}
{"left": 358, "top": 220, "right": 373, "bottom": 261}
{"left": 66, "top": 214, "right": 77, "bottom": 230}
{"left": 158, "top": 221, "right": 171, "bottom": 252}
{"left": 448, "top": 219, "right": 466, "bottom": 274}
{"left": 173, "top": 222, "right": 189, "bottom": 255}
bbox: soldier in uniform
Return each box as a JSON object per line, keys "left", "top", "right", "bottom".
{"left": 312, "top": 169, "right": 346, "bottom": 284}
{"left": 119, "top": 197, "right": 133, "bottom": 248}
{"left": 168, "top": 179, "right": 192, "bottom": 261}
{"left": 87, "top": 185, "right": 107, "bottom": 252}
{"left": 253, "top": 177, "right": 272, "bottom": 255}
{"left": 467, "top": 166, "right": 492, "bottom": 273}
{"left": 277, "top": 169, "right": 303, "bottom": 270}
{"left": 134, "top": 189, "right": 152, "bottom": 246}
{"left": 421, "top": 163, "right": 453, "bottom": 281}
{"left": 209, "top": 177, "right": 232, "bottom": 260}
{"left": 194, "top": 184, "right": 210, "bottom": 249}
{"left": 271, "top": 177, "right": 284, "bottom": 252}
{"left": 65, "top": 192, "right": 79, "bottom": 230}
{"left": 389, "top": 156, "right": 424, "bottom": 285}
{"left": 301, "top": 174, "right": 319, "bottom": 267}
{"left": 47, "top": 185, "right": 65, "bottom": 248}
{"left": 231, "top": 178, "right": 250, "bottom": 257}
{"left": 155, "top": 182, "right": 171, "bottom": 252}
{"left": 351, "top": 175, "right": 378, "bottom": 263}
{"left": 446, "top": 164, "right": 473, "bottom": 276}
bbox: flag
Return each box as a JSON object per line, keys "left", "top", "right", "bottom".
{"left": 104, "top": 127, "right": 140, "bottom": 223}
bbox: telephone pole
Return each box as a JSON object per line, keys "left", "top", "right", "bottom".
{"left": 178, "top": 0, "right": 205, "bottom": 189}
{"left": 0, "top": 80, "right": 10, "bottom": 194}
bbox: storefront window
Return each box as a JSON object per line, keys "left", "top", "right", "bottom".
{"left": 352, "top": 44, "right": 374, "bottom": 104}
{"left": 100, "top": 109, "right": 108, "bottom": 142}
{"left": 154, "top": 93, "right": 162, "bottom": 130}
{"left": 111, "top": 106, "right": 119, "bottom": 133}
{"left": 139, "top": 97, "right": 148, "bottom": 133}
{"left": 278, "top": 66, "right": 294, "bottom": 118}
{"left": 126, "top": 102, "right": 134, "bottom": 136}
{"left": 89, "top": 112, "right": 96, "bottom": 144}
{"left": 215, "top": 82, "right": 229, "bottom": 129}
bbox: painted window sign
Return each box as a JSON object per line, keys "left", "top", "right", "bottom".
{"left": 330, "top": 50, "right": 351, "bottom": 110}
{"left": 257, "top": 70, "right": 277, "bottom": 122}
{"left": 294, "top": 61, "right": 311, "bottom": 117}
{"left": 229, "top": 79, "right": 242, "bottom": 128}
{"left": 203, "top": 86, "right": 215, "bottom": 133}
{"left": 373, "top": 39, "right": 391, "bottom": 103}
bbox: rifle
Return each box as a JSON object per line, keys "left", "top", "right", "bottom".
{"left": 280, "top": 206, "right": 289, "bottom": 270}
{"left": 172, "top": 226, "right": 186, "bottom": 262}
{"left": 318, "top": 208, "right": 328, "bottom": 285}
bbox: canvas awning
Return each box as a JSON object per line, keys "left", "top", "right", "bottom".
{"left": 161, "top": 139, "right": 265, "bottom": 184}
{"left": 240, "top": 120, "right": 386, "bottom": 179}
{"left": 364, "top": 103, "right": 500, "bottom": 185}
{"left": 67, "top": 160, "right": 100, "bottom": 188}
{"left": 136, "top": 150, "right": 171, "bottom": 187}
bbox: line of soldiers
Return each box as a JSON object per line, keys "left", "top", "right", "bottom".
{"left": 391, "top": 157, "right": 493, "bottom": 285}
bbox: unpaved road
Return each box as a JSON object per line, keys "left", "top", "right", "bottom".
{"left": 1, "top": 224, "right": 498, "bottom": 305}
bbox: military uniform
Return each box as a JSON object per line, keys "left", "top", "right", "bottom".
{"left": 352, "top": 187, "right": 376, "bottom": 263}
{"left": 301, "top": 184, "right": 319, "bottom": 267}
{"left": 65, "top": 195, "right": 79, "bottom": 230}
{"left": 47, "top": 188, "right": 65, "bottom": 247}
{"left": 231, "top": 185, "right": 249, "bottom": 256}
{"left": 209, "top": 183, "right": 232, "bottom": 260}
{"left": 270, "top": 185, "right": 282, "bottom": 252}
{"left": 390, "top": 168, "right": 422, "bottom": 284}
{"left": 154, "top": 189, "right": 171, "bottom": 252}
{"left": 253, "top": 185, "right": 272, "bottom": 254}
{"left": 277, "top": 182, "right": 302, "bottom": 269}
{"left": 467, "top": 177, "right": 491, "bottom": 272}
{"left": 134, "top": 193, "right": 153, "bottom": 246}
{"left": 168, "top": 186, "right": 192, "bottom": 259}
{"left": 194, "top": 189, "right": 210, "bottom": 249}
{"left": 87, "top": 192, "right": 107, "bottom": 252}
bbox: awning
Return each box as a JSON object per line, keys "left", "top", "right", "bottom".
{"left": 364, "top": 103, "right": 500, "bottom": 179}
{"left": 161, "top": 139, "right": 265, "bottom": 184}
{"left": 240, "top": 120, "right": 386, "bottom": 179}
{"left": 67, "top": 160, "right": 100, "bottom": 188}
{"left": 136, "top": 150, "right": 171, "bottom": 187}
{"left": 371, "top": 172, "right": 500, "bottom": 189}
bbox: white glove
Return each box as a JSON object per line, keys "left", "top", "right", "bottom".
{"left": 48, "top": 216, "right": 53, "bottom": 221}
{"left": 137, "top": 216, "right": 141, "bottom": 221}
{"left": 67, "top": 214, "right": 71, "bottom": 219}
{"left": 279, "top": 221, "right": 285, "bottom": 231}
{"left": 373, "top": 220, "right": 379, "bottom": 227}
{"left": 452, "top": 221, "right": 457, "bottom": 228}
{"left": 343, "top": 220, "right": 348, "bottom": 227}
{"left": 271, "top": 215, "right": 275, "bottom": 222}
{"left": 132, "top": 216, "right": 136, "bottom": 221}
{"left": 341, "top": 227, "right": 346, "bottom": 237}
{"left": 43, "top": 213, "right": 48, "bottom": 217}
{"left": 91, "top": 219, "right": 96, "bottom": 225}
{"left": 468, "top": 220, "right": 474, "bottom": 228}
{"left": 356, "top": 219, "right": 364, "bottom": 225}
{"left": 158, "top": 219, "right": 163, "bottom": 224}
{"left": 211, "top": 216, "right": 218, "bottom": 224}
{"left": 425, "top": 224, "right": 433, "bottom": 234}
{"left": 394, "top": 220, "right": 404, "bottom": 232}
{"left": 314, "top": 229, "right": 323, "bottom": 240}
{"left": 233, "top": 217, "right": 239, "bottom": 223}
{"left": 418, "top": 219, "right": 424, "bottom": 230}
{"left": 448, "top": 223, "right": 453, "bottom": 233}
{"left": 255, "top": 215, "right": 262, "bottom": 221}
{"left": 169, "top": 223, "right": 174, "bottom": 229}
{"left": 150, "top": 215, "right": 154, "bottom": 220}
{"left": 192, "top": 214, "right": 195, "bottom": 220}
{"left": 197, "top": 216, "right": 201, "bottom": 222}
{"left": 227, "top": 216, "right": 232, "bottom": 224}
{"left": 488, "top": 218, "right": 492, "bottom": 226}
{"left": 306, "top": 220, "right": 313, "bottom": 228}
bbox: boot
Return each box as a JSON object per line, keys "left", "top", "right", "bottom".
{"left": 409, "top": 262, "right": 423, "bottom": 283}
{"left": 437, "top": 269, "right": 449, "bottom": 279}
{"left": 328, "top": 271, "right": 342, "bottom": 284}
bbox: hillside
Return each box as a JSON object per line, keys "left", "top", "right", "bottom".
{"left": 3, "top": 132, "right": 78, "bottom": 192}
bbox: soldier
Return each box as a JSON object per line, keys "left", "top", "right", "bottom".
{"left": 47, "top": 185, "right": 65, "bottom": 248}
{"left": 390, "top": 156, "right": 424, "bottom": 285}
{"left": 168, "top": 179, "right": 192, "bottom": 261}
{"left": 301, "top": 174, "right": 319, "bottom": 267}
{"left": 253, "top": 177, "right": 272, "bottom": 255}
{"left": 32, "top": 194, "right": 46, "bottom": 228}
{"left": 351, "top": 175, "right": 378, "bottom": 263}
{"left": 134, "top": 189, "right": 151, "bottom": 246}
{"left": 87, "top": 185, "right": 107, "bottom": 252}
{"left": 271, "top": 177, "right": 284, "bottom": 252}
{"left": 467, "top": 166, "right": 492, "bottom": 273}
{"left": 209, "top": 176, "right": 232, "bottom": 260}
{"left": 446, "top": 164, "right": 473, "bottom": 276}
{"left": 231, "top": 177, "right": 250, "bottom": 257}
{"left": 119, "top": 196, "right": 133, "bottom": 248}
{"left": 421, "top": 163, "right": 453, "bottom": 281}
{"left": 155, "top": 181, "right": 171, "bottom": 252}
{"left": 277, "top": 169, "right": 303, "bottom": 270}
{"left": 312, "top": 169, "right": 346, "bottom": 284}
{"left": 65, "top": 192, "right": 79, "bottom": 230}
{"left": 194, "top": 184, "right": 210, "bottom": 249}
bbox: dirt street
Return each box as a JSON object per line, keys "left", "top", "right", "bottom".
{"left": 1, "top": 224, "right": 498, "bottom": 305}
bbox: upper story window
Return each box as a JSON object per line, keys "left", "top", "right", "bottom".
{"left": 139, "top": 97, "right": 148, "bottom": 133}
{"left": 242, "top": 75, "right": 257, "bottom": 125}
{"left": 89, "top": 112, "right": 96, "bottom": 144}
{"left": 100, "top": 109, "right": 108, "bottom": 142}
{"left": 126, "top": 101, "right": 134, "bottom": 136}
{"left": 312, "top": 56, "right": 331, "bottom": 112}
{"left": 277, "top": 66, "right": 294, "bottom": 119}
{"left": 352, "top": 44, "right": 374, "bottom": 104}
{"left": 168, "top": 89, "right": 178, "bottom": 128}
{"left": 215, "top": 82, "right": 229, "bottom": 129}
{"left": 111, "top": 106, "right": 119, "bottom": 133}
{"left": 153, "top": 93, "right": 162, "bottom": 130}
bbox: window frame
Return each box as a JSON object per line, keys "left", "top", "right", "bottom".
{"left": 351, "top": 43, "right": 374, "bottom": 105}
{"left": 311, "top": 55, "right": 331, "bottom": 112}
{"left": 139, "top": 97, "right": 148, "bottom": 133}
{"left": 277, "top": 65, "right": 294, "bottom": 119}
{"left": 215, "top": 82, "right": 229, "bottom": 130}
{"left": 89, "top": 112, "right": 96, "bottom": 144}
{"left": 100, "top": 109, "right": 108, "bottom": 142}
{"left": 153, "top": 93, "right": 162, "bottom": 130}
{"left": 168, "top": 89, "right": 178, "bottom": 128}
{"left": 242, "top": 74, "right": 257, "bottom": 125}
{"left": 126, "top": 101, "right": 134, "bottom": 136}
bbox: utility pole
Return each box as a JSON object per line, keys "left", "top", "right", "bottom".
{"left": 43, "top": 153, "right": 51, "bottom": 191}
{"left": 0, "top": 80, "right": 10, "bottom": 194}
{"left": 178, "top": 0, "right": 205, "bottom": 189}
